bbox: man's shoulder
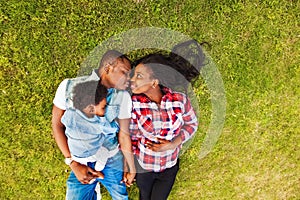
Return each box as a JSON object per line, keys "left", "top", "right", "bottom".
{"left": 65, "top": 70, "right": 99, "bottom": 84}
{"left": 114, "top": 90, "right": 131, "bottom": 101}
{"left": 58, "top": 78, "right": 70, "bottom": 86}
{"left": 116, "top": 90, "right": 130, "bottom": 96}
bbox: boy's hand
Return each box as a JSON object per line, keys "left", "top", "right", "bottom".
{"left": 70, "top": 161, "right": 104, "bottom": 184}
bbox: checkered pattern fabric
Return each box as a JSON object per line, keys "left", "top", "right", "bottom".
{"left": 130, "top": 87, "right": 198, "bottom": 172}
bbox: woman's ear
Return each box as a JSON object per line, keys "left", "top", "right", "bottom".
{"left": 152, "top": 79, "right": 159, "bottom": 88}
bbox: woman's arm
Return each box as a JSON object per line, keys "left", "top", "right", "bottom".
{"left": 146, "top": 95, "right": 198, "bottom": 152}
{"left": 179, "top": 95, "right": 198, "bottom": 144}
{"left": 145, "top": 135, "right": 182, "bottom": 152}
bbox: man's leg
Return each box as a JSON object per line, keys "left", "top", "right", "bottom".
{"left": 99, "top": 151, "right": 128, "bottom": 200}
{"left": 66, "top": 170, "right": 98, "bottom": 200}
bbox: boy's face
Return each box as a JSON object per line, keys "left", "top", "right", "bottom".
{"left": 94, "top": 99, "right": 107, "bottom": 117}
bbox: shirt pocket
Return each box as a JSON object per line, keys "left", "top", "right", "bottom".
{"left": 138, "top": 114, "right": 153, "bottom": 132}
{"left": 170, "top": 113, "right": 184, "bottom": 131}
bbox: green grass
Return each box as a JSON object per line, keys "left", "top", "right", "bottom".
{"left": 1, "top": 0, "right": 299, "bottom": 199}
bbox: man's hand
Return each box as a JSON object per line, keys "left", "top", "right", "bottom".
{"left": 70, "top": 161, "right": 104, "bottom": 184}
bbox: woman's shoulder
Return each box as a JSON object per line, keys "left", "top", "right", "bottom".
{"left": 163, "top": 87, "right": 187, "bottom": 103}
{"left": 131, "top": 93, "right": 151, "bottom": 103}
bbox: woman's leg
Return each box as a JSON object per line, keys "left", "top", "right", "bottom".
{"left": 150, "top": 161, "right": 179, "bottom": 200}
{"left": 134, "top": 158, "right": 155, "bottom": 200}
{"left": 136, "top": 171, "right": 156, "bottom": 200}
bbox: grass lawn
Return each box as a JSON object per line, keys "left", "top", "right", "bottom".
{"left": 0, "top": 0, "right": 299, "bottom": 199}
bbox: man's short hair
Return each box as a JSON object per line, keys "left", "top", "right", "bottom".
{"left": 98, "top": 50, "right": 131, "bottom": 69}
{"left": 73, "top": 80, "right": 107, "bottom": 111}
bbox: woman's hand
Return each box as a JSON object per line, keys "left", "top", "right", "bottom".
{"left": 145, "top": 138, "right": 176, "bottom": 152}
{"left": 122, "top": 171, "right": 136, "bottom": 187}
{"left": 145, "top": 136, "right": 183, "bottom": 152}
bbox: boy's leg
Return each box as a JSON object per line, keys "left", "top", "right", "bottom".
{"left": 99, "top": 151, "right": 128, "bottom": 200}
{"left": 66, "top": 170, "right": 98, "bottom": 200}
{"left": 95, "top": 182, "right": 102, "bottom": 200}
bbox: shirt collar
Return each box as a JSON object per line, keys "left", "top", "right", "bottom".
{"left": 92, "top": 69, "right": 100, "bottom": 78}
{"left": 132, "top": 86, "right": 173, "bottom": 103}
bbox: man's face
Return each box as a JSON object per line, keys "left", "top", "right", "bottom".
{"left": 105, "top": 58, "right": 131, "bottom": 90}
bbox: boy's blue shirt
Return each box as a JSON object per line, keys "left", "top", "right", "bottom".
{"left": 61, "top": 108, "right": 119, "bottom": 158}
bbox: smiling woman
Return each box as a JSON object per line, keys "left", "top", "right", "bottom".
{"left": 130, "top": 63, "right": 156, "bottom": 97}
{"left": 129, "top": 40, "right": 206, "bottom": 200}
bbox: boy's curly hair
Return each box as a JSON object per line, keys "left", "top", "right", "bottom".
{"left": 72, "top": 80, "right": 107, "bottom": 111}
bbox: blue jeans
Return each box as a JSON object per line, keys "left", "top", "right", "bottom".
{"left": 66, "top": 151, "right": 128, "bottom": 200}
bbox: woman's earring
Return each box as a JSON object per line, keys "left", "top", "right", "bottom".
{"left": 152, "top": 80, "right": 158, "bottom": 88}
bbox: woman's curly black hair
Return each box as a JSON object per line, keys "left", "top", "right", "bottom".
{"left": 134, "top": 40, "right": 208, "bottom": 93}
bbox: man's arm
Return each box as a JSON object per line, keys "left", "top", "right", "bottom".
{"left": 51, "top": 105, "right": 103, "bottom": 183}
{"left": 51, "top": 105, "right": 70, "bottom": 157}
{"left": 118, "top": 118, "right": 136, "bottom": 186}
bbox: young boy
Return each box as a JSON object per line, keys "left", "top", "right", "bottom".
{"left": 61, "top": 80, "right": 128, "bottom": 199}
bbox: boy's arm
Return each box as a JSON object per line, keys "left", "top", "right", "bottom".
{"left": 51, "top": 105, "right": 103, "bottom": 183}
{"left": 118, "top": 118, "right": 136, "bottom": 186}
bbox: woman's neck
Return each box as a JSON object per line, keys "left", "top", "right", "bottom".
{"left": 145, "top": 87, "right": 163, "bottom": 105}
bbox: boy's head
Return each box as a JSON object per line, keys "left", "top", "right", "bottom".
{"left": 73, "top": 80, "right": 108, "bottom": 117}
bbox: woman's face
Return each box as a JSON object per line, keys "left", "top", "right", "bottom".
{"left": 130, "top": 64, "right": 155, "bottom": 94}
